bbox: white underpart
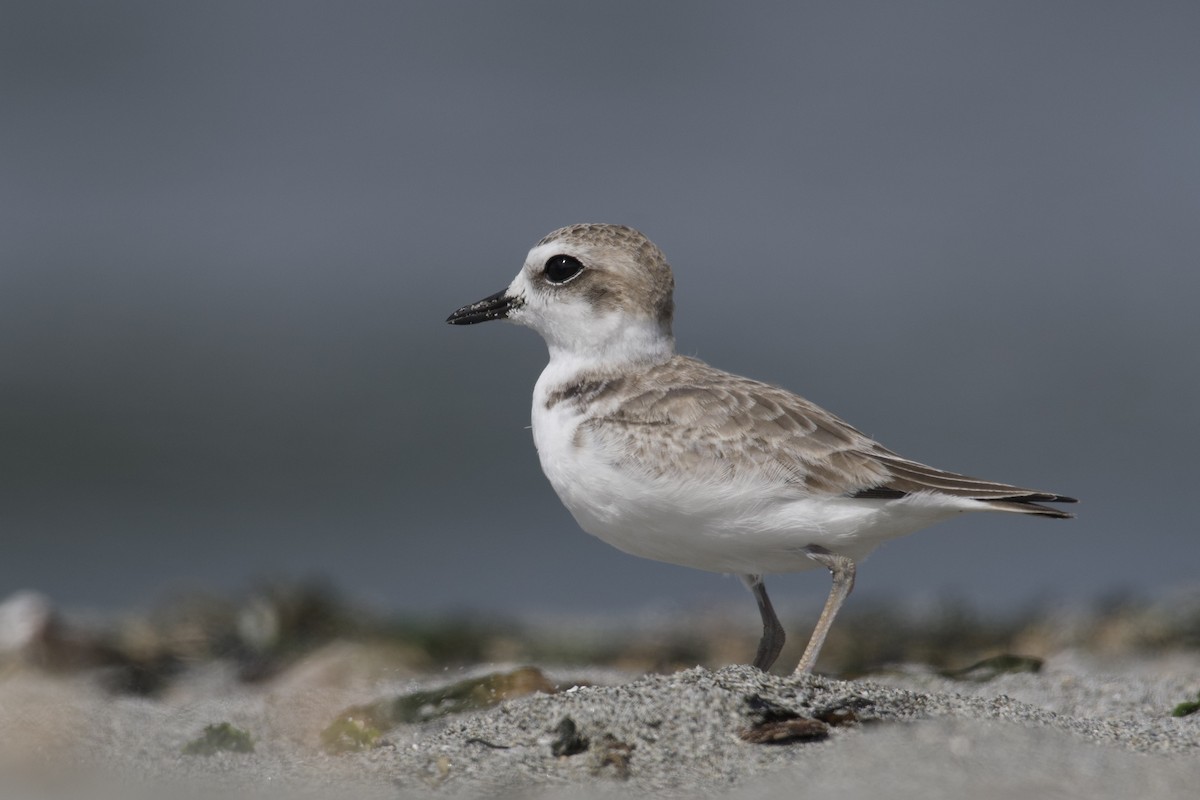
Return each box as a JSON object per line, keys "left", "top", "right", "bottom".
{"left": 533, "top": 372, "right": 972, "bottom": 574}
{"left": 508, "top": 246, "right": 976, "bottom": 576}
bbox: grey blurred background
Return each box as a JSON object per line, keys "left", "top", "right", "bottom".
{"left": 2, "top": 1, "right": 1196, "bottom": 618}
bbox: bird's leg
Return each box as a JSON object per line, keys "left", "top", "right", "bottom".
{"left": 739, "top": 574, "right": 786, "bottom": 672}
{"left": 793, "top": 546, "right": 856, "bottom": 675}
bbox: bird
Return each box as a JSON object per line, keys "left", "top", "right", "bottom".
{"left": 447, "top": 223, "right": 1076, "bottom": 674}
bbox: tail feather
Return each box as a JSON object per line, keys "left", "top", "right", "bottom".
{"left": 982, "top": 497, "right": 1076, "bottom": 519}
{"left": 857, "top": 453, "right": 1078, "bottom": 518}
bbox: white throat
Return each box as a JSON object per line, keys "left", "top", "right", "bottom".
{"left": 543, "top": 313, "right": 674, "bottom": 377}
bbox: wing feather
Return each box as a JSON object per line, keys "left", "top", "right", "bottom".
{"left": 574, "top": 356, "right": 1076, "bottom": 516}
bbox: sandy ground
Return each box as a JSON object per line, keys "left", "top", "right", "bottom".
{"left": 2, "top": 648, "right": 1197, "bottom": 799}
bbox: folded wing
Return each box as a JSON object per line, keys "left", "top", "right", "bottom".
{"left": 581, "top": 356, "right": 1077, "bottom": 517}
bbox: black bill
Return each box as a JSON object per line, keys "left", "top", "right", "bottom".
{"left": 446, "top": 289, "right": 517, "bottom": 325}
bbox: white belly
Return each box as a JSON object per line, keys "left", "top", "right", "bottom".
{"left": 530, "top": 375, "right": 965, "bottom": 575}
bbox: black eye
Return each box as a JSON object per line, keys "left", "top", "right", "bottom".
{"left": 543, "top": 254, "right": 584, "bottom": 284}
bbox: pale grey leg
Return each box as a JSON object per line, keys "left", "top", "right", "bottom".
{"left": 793, "top": 546, "right": 856, "bottom": 675}
{"left": 739, "top": 573, "right": 786, "bottom": 672}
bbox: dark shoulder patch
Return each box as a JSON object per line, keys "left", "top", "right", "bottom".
{"left": 544, "top": 376, "right": 626, "bottom": 410}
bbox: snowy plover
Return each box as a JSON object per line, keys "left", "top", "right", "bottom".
{"left": 447, "top": 224, "right": 1076, "bottom": 674}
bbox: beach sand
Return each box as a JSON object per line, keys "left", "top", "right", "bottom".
{"left": 2, "top": 648, "right": 1196, "bottom": 799}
